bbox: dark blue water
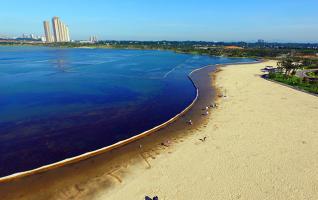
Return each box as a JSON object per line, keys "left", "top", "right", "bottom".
{"left": 0, "top": 46, "right": 254, "bottom": 177}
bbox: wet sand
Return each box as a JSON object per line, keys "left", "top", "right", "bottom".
{"left": 0, "top": 64, "right": 218, "bottom": 199}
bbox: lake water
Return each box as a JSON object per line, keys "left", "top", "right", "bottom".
{"left": 0, "top": 46, "right": 254, "bottom": 177}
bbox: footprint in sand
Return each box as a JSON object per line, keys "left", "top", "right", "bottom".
{"left": 151, "top": 149, "right": 160, "bottom": 159}
{"left": 107, "top": 172, "right": 123, "bottom": 183}
{"left": 151, "top": 149, "right": 161, "bottom": 155}
{"left": 75, "top": 184, "right": 85, "bottom": 192}
{"left": 115, "top": 165, "right": 121, "bottom": 169}
{"left": 57, "top": 186, "right": 78, "bottom": 200}
{"left": 172, "top": 138, "right": 179, "bottom": 143}
{"left": 146, "top": 151, "right": 156, "bottom": 160}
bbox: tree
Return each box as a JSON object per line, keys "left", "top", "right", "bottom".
{"left": 277, "top": 57, "right": 302, "bottom": 76}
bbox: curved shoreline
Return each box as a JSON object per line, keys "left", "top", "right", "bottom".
{"left": 0, "top": 65, "right": 209, "bottom": 183}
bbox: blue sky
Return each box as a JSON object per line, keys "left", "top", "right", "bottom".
{"left": 1, "top": 0, "right": 318, "bottom": 42}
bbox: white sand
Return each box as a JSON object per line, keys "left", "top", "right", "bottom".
{"left": 99, "top": 61, "right": 318, "bottom": 200}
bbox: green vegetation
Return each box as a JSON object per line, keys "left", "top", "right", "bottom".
{"left": 307, "top": 71, "right": 318, "bottom": 78}
{"left": 268, "top": 58, "right": 318, "bottom": 94}
{"left": 176, "top": 47, "right": 292, "bottom": 58}
{"left": 269, "top": 73, "right": 318, "bottom": 94}
{"left": 277, "top": 57, "right": 302, "bottom": 76}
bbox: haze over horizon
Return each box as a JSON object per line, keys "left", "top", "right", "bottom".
{"left": 1, "top": 0, "right": 318, "bottom": 43}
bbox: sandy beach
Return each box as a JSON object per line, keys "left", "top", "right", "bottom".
{"left": 101, "top": 60, "right": 318, "bottom": 199}
{"left": 1, "top": 60, "right": 318, "bottom": 199}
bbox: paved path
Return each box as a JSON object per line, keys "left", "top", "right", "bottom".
{"left": 296, "top": 68, "right": 318, "bottom": 79}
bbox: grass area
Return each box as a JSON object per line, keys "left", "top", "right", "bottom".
{"left": 268, "top": 72, "right": 318, "bottom": 94}
{"left": 307, "top": 71, "right": 318, "bottom": 78}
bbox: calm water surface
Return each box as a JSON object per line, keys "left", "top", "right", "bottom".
{"left": 0, "top": 46, "right": 254, "bottom": 177}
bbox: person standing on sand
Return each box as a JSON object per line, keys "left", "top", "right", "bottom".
{"left": 145, "top": 196, "right": 159, "bottom": 200}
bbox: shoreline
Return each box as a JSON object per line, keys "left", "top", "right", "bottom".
{"left": 0, "top": 63, "right": 218, "bottom": 182}
{"left": 0, "top": 61, "right": 223, "bottom": 199}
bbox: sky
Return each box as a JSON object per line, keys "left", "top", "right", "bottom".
{"left": 1, "top": 0, "right": 318, "bottom": 42}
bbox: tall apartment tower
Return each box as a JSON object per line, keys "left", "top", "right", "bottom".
{"left": 43, "top": 21, "right": 53, "bottom": 43}
{"left": 52, "top": 17, "right": 61, "bottom": 42}
{"left": 65, "top": 26, "right": 70, "bottom": 42}
{"left": 51, "top": 16, "right": 71, "bottom": 42}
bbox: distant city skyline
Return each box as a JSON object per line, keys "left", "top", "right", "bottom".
{"left": 1, "top": 0, "right": 318, "bottom": 43}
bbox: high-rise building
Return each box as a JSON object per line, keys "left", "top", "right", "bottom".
{"left": 61, "top": 24, "right": 66, "bottom": 41}
{"left": 62, "top": 24, "right": 68, "bottom": 42}
{"left": 52, "top": 17, "right": 60, "bottom": 42}
{"left": 65, "top": 26, "right": 70, "bottom": 42}
{"left": 43, "top": 21, "right": 53, "bottom": 43}
{"left": 89, "top": 35, "right": 98, "bottom": 43}
{"left": 51, "top": 16, "right": 70, "bottom": 42}
{"left": 58, "top": 20, "right": 65, "bottom": 42}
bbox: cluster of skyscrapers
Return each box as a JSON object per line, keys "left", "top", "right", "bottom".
{"left": 43, "top": 17, "right": 70, "bottom": 43}
{"left": 89, "top": 36, "right": 98, "bottom": 43}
